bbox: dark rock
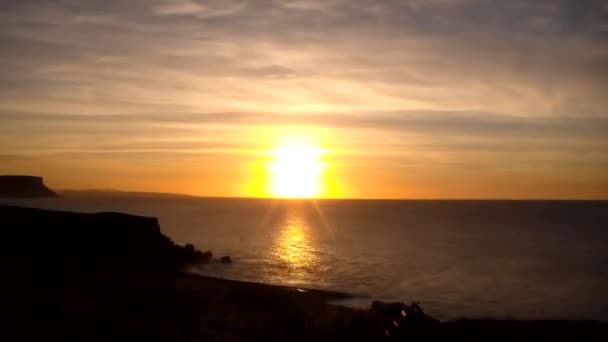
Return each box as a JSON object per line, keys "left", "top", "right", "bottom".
{"left": 201, "top": 250, "right": 213, "bottom": 262}
{"left": 184, "top": 243, "right": 195, "bottom": 254}
{"left": 219, "top": 255, "right": 232, "bottom": 263}
{"left": 0, "top": 175, "right": 59, "bottom": 198}
{"left": 371, "top": 300, "right": 440, "bottom": 338}
{"left": 0, "top": 205, "right": 205, "bottom": 271}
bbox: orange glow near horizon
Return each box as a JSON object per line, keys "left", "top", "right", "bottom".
{"left": 2, "top": 2, "right": 608, "bottom": 201}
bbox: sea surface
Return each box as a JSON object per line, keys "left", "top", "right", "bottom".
{"left": 3, "top": 194, "right": 608, "bottom": 321}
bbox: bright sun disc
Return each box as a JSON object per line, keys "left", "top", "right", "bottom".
{"left": 267, "top": 141, "right": 325, "bottom": 198}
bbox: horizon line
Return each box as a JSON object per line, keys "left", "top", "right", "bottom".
{"left": 56, "top": 189, "right": 608, "bottom": 201}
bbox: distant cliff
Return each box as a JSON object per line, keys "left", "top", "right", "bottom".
{"left": 0, "top": 175, "right": 59, "bottom": 198}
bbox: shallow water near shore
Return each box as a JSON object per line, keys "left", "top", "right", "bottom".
{"left": 3, "top": 194, "right": 608, "bottom": 321}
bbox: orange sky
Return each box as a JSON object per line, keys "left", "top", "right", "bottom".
{"left": 1, "top": 1, "right": 607, "bottom": 199}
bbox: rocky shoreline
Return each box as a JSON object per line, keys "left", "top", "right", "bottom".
{"left": 1, "top": 204, "right": 606, "bottom": 341}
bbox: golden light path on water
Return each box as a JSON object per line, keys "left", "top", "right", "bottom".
{"left": 266, "top": 203, "right": 322, "bottom": 286}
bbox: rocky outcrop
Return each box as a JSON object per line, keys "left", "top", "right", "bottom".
{"left": 201, "top": 250, "right": 213, "bottom": 262}
{"left": 371, "top": 300, "right": 440, "bottom": 337}
{"left": 0, "top": 175, "right": 59, "bottom": 198}
{"left": 219, "top": 256, "right": 232, "bottom": 263}
{"left": 0, "top": 205, "right": 205, "bottom": 271}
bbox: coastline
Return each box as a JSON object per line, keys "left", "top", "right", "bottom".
{"left": 1, "top": 204, "right": 607, "bottom": 340}
{"left": 180, "top": 270, "right": 354, "bottom": 300}
{"left": 4, "top": 268, "right": 606, "bottom": 341}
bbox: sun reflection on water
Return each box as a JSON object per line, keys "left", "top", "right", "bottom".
{"left": 268, "top": 204, "right": 319, "bottom": 285}
{"left": 277, "top": 222, "right": 308, "bottom": 265}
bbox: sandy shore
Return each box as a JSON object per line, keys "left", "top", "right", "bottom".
{"left": 1, "top": 269, "right": 376, "bottom": 341}
{"left": 2, "top": 269, "right": 607, "bottom": 341}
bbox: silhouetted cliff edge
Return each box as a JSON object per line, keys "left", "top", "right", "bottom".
{"left": 0, "top": 205, "right": 205, "bottom": 271}
{"left": 0, "top": 175, "right": 59, "bottom": 198}
{"left": 0, "top": 205, "right": 606, "bottom": 341}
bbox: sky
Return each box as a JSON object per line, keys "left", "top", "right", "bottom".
{"left": 1, "top": 0, "right": 607, "bottom": 199}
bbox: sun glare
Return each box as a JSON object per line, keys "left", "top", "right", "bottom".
{"left": 267, "top": 140, "right": 325, "bottom": 198}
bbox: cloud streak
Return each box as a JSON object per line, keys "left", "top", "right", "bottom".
{"left": 1, "top": 0, "right": 607, "bottom": 197}
{"left": 3, "top": 110, "right": 608, "bottom": 138}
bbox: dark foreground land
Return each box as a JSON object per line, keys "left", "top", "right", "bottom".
{"left": 1, "top": 204, "right": 606, "bottom": 341}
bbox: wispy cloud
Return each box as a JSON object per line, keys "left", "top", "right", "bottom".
{"left": 1, "top": 1, "right": 606, "bottom": 118}
{"left": 3, "top": 110, "right": 608, "bottom": 138}
{"left": 1, "top": 0, "right": 607, "bottom": 197}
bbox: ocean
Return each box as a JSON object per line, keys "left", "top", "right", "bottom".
{"left": 2, "top": 194, "right": 607, "bottom": 321}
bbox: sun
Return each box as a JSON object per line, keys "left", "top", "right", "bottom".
{"left": 267, "top": 140, "right": 325, "bottom": 198}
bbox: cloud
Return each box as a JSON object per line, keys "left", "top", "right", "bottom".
{"left": 152, "top": 0, "right": 247, "bottom": 17}
{"left": 153, "top": 0, "right": 207, "bottom": 15}
{"left": 1, "top": 0, "right": 606, "bottom": 117}
{"left": 4, "top": 110, "right": 608, "bottom": 140}
{"left": 1, "top": 0, "right": 607, "bottom": 197}
{"left": 1, "top": 0, "right": 606, "bottom": 115}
